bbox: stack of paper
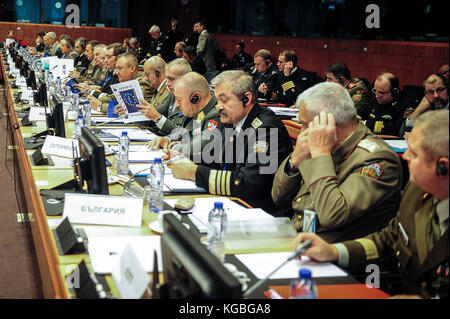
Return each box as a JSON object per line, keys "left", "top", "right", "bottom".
{"left": 384, "top": 139, "right": 408, "bottom": 153}
{"left": 163, "top": 175, "right": 207, "bottom": 193}
{"left": 97, "top": 128, "right": 156, "bottom": 142}
{"left": 268, "top": 107, "right": 298, "bottom": 117}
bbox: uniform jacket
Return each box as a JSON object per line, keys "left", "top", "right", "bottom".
{"left": 358, "top": 97, "right": 407, "bottom": 136}
{"left": 61, "top": 50, "right": 79, "bottom": 60}
{"left": 254, "top": 64, "right": 280, "bottom": 99}
{"left": 231, "top": 51, "right": 253, "bottom": 70}
{"left": 78, "top": 61, "right": 97, "bottom": 82}
{"left": 341, "top": 182, "right": 449, "bottom": 295}
{"left": 272, "top": 122, "right": 403, "bottom": 242}
{"left": 272, "top": 68, "right": 315, "bottom": 106}
{"left": 345, "top": 78, "right": 371, "bottom": 112}
{"left": 74, "top": 53, "right": 90, "bottom": 75}
{"left": 169, "top": 95, "right": 222, "bottom": 159}
{"left": 197, "top": 30, "right": 216, "bottom": 71}
{"left": 49, "top": 41, "right": 61, "bottom": 56}
{"left": 195, "top": 105, "right": 293, "bottom": 214}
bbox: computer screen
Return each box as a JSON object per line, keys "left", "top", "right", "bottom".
{"left": 160, "top": 213, "right": 242, "bottom": 299}
{"left": 48, "top": 93, "right": 66, "bottom": 138}
{"left": 77, "top": 126, "right": 109, "bottom": 195}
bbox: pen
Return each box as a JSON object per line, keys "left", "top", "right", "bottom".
{"left": 162, "top": 155, "right": 183, "bottom": 164}
{"left": 268, "top": 289, "right": 284, "bottom": 299}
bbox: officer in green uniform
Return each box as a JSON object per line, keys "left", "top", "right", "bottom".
{"left": 292, "top": 110, "right": 449, "bottom": 298}
{"left": 325, "top": 62, "right": 371, "bottom": 112}
{"left": 358, "top": 72, "right": 406, "bottom": 136}
{"left": 165, "top": 71, "right": 293, "bottom": 215}
{"left": 60, "top": 37, "right": 79, "bottom": 60}
{"left": 272, "top": 82, "right": 403, "bottom": 243}
{"left": 147, "top": 72, "right": 222, "bottom": 160}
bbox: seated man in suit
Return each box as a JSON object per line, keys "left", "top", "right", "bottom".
{"left": 293, "top": 109, "right": 449, "bottom": 298}
{"left": 272, "top": 82, "right": 403, "bottom": 243}
{"left": 182, "top": 45, "right": 207, "bottom": 76}
{"left": 165, "top": 70, "right": 293, "bottom": 215}
{"left": 358, "top": 72, "right": 407, "bottom": 136}
{"left": 147, "top": 72, "right": 222, "bottom": 159}
{"left": 88, "top": 52, "right": 153, "bottom": 113}
{"left": 74, "top": 37, "right": 90, "bottom": 75}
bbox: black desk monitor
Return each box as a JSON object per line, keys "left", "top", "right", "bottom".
{"left": 77, "top": 126, "right": 109, "bottom": 195}
{"left": 48, "top": 93, "right": 66, "bottom": 138}
{"left": 160, "top": 213, "right": 242, "bottom": 299}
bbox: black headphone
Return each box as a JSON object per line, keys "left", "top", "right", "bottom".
{"left": 190, "top": 93, "right": 199, "bottom": 104}
{"left": 155, "top": 69, "right": 160, "bottom": 77}
{"left": 436, "top": 157, "right": 448, "bottom": 176}
{"left": 241, "top": 94, "right": 249, "bottom": 106}
{"left": 388, "top": 76, "right": 400, "bottom": 99}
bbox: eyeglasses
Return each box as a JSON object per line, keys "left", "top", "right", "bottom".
{"left": 425, "top": 87, "right": 447, "bottom": 96}
{"left": 372, "top": 88, "right": 391, "bottom": 96}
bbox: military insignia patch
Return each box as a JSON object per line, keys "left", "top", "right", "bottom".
{"left": 348, "top": 83, "right": 356, "bottom": 89}
{"left": 357, "top": 139, "right": 381, "bottom": 153}
{"left": 353, "top": 94, "right": 362, "bottom": 102}
{"left": 254, "top": 141, "right": 269, "bottom": 153}
{"left": 197, "top": 111, "right": 205, "bottom": 122}
{"left": 207, "top": 119, "right": 218, "bottom": 131}
{"left": 234, "top": 180, "right": 240, "bottom": 186}
{"left": 251, "top": 117, "right": 263, "bottom": 129}
{"left": 360, "top": 163, "right": 384, "bottom": 180}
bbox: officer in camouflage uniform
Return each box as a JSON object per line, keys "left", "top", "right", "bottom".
{"left": 292, "top": 110, "right": 449, "bottom": 298}
{"left": 325, "top": 62, "right": 371, "bottom": 112}
{"left": 272, "top": 82, "right": 402, "bottom": 243}
{"left": 166, "top": 71, "right": 293, "bottom": 215}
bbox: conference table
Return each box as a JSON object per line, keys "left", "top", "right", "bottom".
{"left": 1, "top": 52, "right": 390, "bottom": 300}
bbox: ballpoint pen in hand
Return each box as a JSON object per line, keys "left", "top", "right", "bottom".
{"left": 162, "top": 155, "right": 184, "bottom": 165}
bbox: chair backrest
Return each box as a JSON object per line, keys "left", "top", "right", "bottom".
{"left": 401, "top": 85, "right": 424, "bottom": 108}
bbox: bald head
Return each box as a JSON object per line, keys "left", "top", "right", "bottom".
{"left": 174, "top": 72, "right": 212, "bottom": 117}
{"left": 144, "top": 56, "right": 167, "bottom": 89}
{"left": 374, "top": 72, "right": 399, "bottom": 104}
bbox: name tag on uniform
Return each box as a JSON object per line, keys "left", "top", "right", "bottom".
{"left": 303, "top": 209, "right": 317, "bottom": 233}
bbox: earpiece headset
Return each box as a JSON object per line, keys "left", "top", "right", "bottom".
{"left": 436, "top": 157, "right": 448, "bottom": 176}
{"left": 241, "top": 94, "right": 249, "bottom": 106}
{"left": 155, "top": 69, "right": 160, "bottom": 78}
{"left": 388, "top": 76, "right": 400, "bottom": 99}
{"left": 190, "top": 93, "right": 199, "bottom": 104}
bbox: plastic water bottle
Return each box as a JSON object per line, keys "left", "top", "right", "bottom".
{"left": 55, "top": 76, "right": 62, "bottom": 94}
{"left": 74, "top": 114, "right": 84, "bottom": 139}
{"left": 206, "top": 202, "right": 227, "bottom": 263}
{"left": 117, "top": 131, "right": 130, "bottom": 176}
{"left": 289, "top": 268, "right": 318, "bottom": 299}
{"left": 148, "top": 158, "right": 165, "bottom": 213}
{"left": 64, "top": 84, "right": 71, "bottom": 102}
{"left": 83, "top": 101, "right": 91, "bottom": 129}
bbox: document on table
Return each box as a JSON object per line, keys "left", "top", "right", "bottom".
{"left": 268, "top": 106, "right": 298, "bottom": 116}
{"left": 163, "top": 175, "right": 207, "bottom": 193}
{"left": 100, "top": 128, "right": 157, "bottom": 141}
{"left": 128, "top": 150, "right": 166, "bottom": 163}
{"left": 384, "top": 139, "right": 408, "bottom": 152}
{"left": 88, "top": 236, "right": 162, "bottom": 274}
{"left": 235, "top": 252, "right": 348, "bottom": 279}
{"left": 164, "top": 197, "right": 271, "bottom": 233}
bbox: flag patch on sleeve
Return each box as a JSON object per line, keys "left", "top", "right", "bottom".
{"left": 360, "top": 163, "right": 384, "bottom": 180}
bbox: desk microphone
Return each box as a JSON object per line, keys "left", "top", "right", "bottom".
{"left": 93, "top": 114, "right": 128, "bottom": 128}
{"left": 242, "top": 239, "right": 312, "bottom": 297}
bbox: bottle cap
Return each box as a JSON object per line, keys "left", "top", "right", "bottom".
{"left": 299, "top": 268, "right": 312, "bottom": 279}
{"left": 85, "top": 100, "right": 90, "bottom": 104}
{"left": 214, "top": 202, "right": 223, "bottom": 209}
{"left": 154, "top": 158, "right": 162, "bottom": 164}
{"left": 121, "top": 131, "right": 128, "bottom": 136}
{"left": 78, "top": 114, "right": 83, "bottom": 119}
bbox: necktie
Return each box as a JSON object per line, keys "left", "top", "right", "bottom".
{"left": 426, "top": 202, "right": 441, "bottom": 252}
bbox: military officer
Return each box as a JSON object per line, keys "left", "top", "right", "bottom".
{"left": 271, "top": 50, "right": 314, "bottom": 107}
{"left": 293, "top": 109, "right": 449, "bottom": 298}
{"left": 165, "top": 70, "right": 293, "bottom": 215}
{"left": 325, "top": 62, "right": 371, "bottom": 112}
{"left": 129, "top": 37, "right": 145, "bottom": 63}
{"left": 272, "top": 82, "right": 403, "bottom": 243}
{"left": 60, "top": 37, "right": 79, "bottom": 60}
{"left": 358, "top": 72, "right": 406, "bottom": 136}
{"left": 74, "top": 37, "right": 90, "bottom": 74}
{"left": 147, "top": 72, "right": 222, "bottom": 159}
{"left": 119, "top": 58, "right": 192, "bottom": 136}
{"left": 42, "top": 32, "right": 60, "bottom": 56}
{"left": 88, "top": 53, "right": 153, "bottom": 113}
{"left": 253, "top": 49, "right": 280, "bottom": 100}
{"left": 74, "top": 41, "right": 101, "bottom": 82}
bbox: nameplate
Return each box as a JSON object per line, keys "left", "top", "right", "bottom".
{"left": 41, "top": 135, "right": 80, "bottom": 159}
{"left": 124, "top": 112, "right": 148, "bottom": 123}
{"left": 112, "top": 244, "right": 151, "bottom": 299}
{"left": 62, "top": 193, "right": 143, "bottom": 227}
{"left": 28, "top": 107, "right": 50, "bottom": 121}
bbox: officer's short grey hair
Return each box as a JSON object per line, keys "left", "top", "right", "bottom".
{"left": 46, "top": 32, "right": 57, "bottom": 39}
{"left": 167, "top": 58, "right": 192, "bottom": 76}
{"left": 149, "top": 25, "right": 160, "bottom": 33}
{"left": 211, "top": 70, "right": 256, "bottom": 103}
{"left": 296, "top": 82, "right": 357, "bottom": 126}
{"left": 145, "top": 55, "right": 166, "bottom": 73}
{"left": 414, "top": 109, "right": 449, "bottom": 160}
{"left": 117, "top": 53, "right": 138, "bottom": 67}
